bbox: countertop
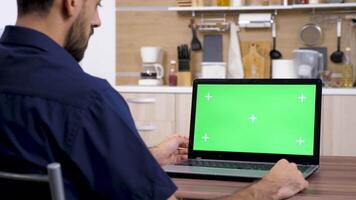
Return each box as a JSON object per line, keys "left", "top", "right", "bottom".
{"left": 115, "top": 85, "right": 356, "bottom": 95}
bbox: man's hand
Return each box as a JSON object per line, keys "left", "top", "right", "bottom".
{"left": 150, "top": 135, "right": 189, "bottom": 166}
{"left": 261, "top": 159, "right": 309, "bottom": 199}
{"left": 222, "top": 159, "right": 308, "bottom": 200}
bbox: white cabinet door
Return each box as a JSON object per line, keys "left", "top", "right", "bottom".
{"left": 321, "top": 95, "right": 356, "bottom": 156}
{"left": 121, "top": 93, "right": 175, "bottom": 147}
{"left": 175, "top": 94, "right": 192, "bottom": 137}
{"left": 135, "top": 121, "right": 175, "bottom": 147}
{"left": 122, "top": 93, "right": 175, "bottom": 121}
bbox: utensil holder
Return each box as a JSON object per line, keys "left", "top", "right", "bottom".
{"left": 179, "top": 59, "right": 190, "bottom": 71}
{"left": 177, "top": 71, "right": 192, "bottom": 86}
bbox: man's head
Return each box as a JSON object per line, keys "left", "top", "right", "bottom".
{"left": 16, "top": 0, "right": 102, "bottom": 61}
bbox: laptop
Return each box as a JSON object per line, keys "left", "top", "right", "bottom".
{"left": 164, "top": 79, "right": 322, "bottom": 179}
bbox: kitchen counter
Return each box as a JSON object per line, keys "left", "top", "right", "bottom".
{"left": 115, "top": 85, "right": 356, "bottom": 95}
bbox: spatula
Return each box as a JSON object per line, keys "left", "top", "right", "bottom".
{"left": 189, "top": 18, "right": 202, "bottom": 51}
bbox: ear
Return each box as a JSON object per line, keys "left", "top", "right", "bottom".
{"left": 63, "top": 0, "right": 79, "bottom": 17}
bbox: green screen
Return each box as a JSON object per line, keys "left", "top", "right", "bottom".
{"left": 193, "top": 84, "right": 316, "bottom": 156}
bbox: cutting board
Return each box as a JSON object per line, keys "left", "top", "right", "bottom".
{"left": 241, "top": 41, "right": 271, "bottom": 78}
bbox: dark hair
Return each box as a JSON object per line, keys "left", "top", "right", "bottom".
{"left": 17, "top": 0, "right": 54, "bottom": 17}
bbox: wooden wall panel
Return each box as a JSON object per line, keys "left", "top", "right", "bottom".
{"left": 117, "top": 2, "right": 356, "bottom": 85}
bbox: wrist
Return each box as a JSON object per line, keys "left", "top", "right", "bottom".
{"left": 251, "top": 179, "right": 280, "bottom": 200}
{"left": 149, "top": 145, "right": 164, "bottom": 165}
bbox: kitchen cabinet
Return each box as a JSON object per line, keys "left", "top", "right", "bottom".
{"left": 321, "top": 95, "right": 356, "bottom": 156}
{"left": 119, "top": 87, "right": 356, "bottom": 156}
{"left": 175, "top": 94, "right": 193, "bottom": 137}
{"left": 121, "top": 93, "right": 176, "bottom": 147}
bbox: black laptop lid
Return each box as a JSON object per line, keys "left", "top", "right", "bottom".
{"left": 188, "top": 79, "right": 322, "bottom": 165}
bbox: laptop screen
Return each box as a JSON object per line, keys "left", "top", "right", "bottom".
{"left": 192, "top": 82, "right": 318, "bottom": 156}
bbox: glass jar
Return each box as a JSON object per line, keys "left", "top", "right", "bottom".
{"left": 246, "top": 0, "right": 264, "bottom": 5}
{"left": 269, "top": 0, "right": 283, "bottom": 5}
{"left": 217, "top": 0, "right": 230, "bottom": 6}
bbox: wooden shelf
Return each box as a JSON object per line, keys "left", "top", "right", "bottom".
{"left": 168, "top": 3, "right": 356, "bottom": 12}
{"left": 291, "top": 2, "right": 356, "bottom": 9}
{"left": 168, "top": 5, "right": 289, "bottom": 11}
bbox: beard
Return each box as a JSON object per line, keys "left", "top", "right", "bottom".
{"left": 64, "top": 14, "right": 93, "bottom": 62}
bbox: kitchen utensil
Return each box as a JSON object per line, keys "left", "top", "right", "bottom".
{"left": 300, "top": 23, "right": 323, "bottom": 46}
{"left": 227, "top": 22, "right": 244, "bottom": 78}
{"left": 203, "top": 34, "right": 223, "bottom": 62}
{"left": 242, "top": 41, "right": 271, "bottom": 78}
{"left": 301, "top": 47, "right": 328, "bottom": 71}
{"left": 330, "top": 19, "right": 344, "bottom": 63}
{"left": 189, "top": 18, "right": 202, "bottom": 51}
{"left": 178, "top": 44, "right": 191, "bottom": 71}
{"left": 293, "top": 49, "right": 323, "bottom": 79}
{"left": 269, "top": 20, "right": 282, "bottom": 59}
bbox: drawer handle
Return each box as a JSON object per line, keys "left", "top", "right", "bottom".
{"left": 126, "top": 98, "right": 156, "bottom": 104}
{"left": 137, "top": 125, "right": 156, "bottom": 132}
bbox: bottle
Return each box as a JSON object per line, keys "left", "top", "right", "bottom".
{"left": 217, "top": 0, "right": 230, "bottom": 6}
{"left": 341, "top": 47, "right": 354, "bottom": 88}
{"left": 169, "top": 60, "right": 178, "bottom": 86}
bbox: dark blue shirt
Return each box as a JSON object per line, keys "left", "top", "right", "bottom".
{"left": 0, "top": 26, "right": 176, "bottom": 200}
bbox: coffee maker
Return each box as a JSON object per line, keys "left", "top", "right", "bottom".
{"left": 139, "top": 47, "right": 165, "bottom": 86}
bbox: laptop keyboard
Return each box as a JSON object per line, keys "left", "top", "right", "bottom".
{"left": 178, "top": 160, "right": 310, "bottom": 172}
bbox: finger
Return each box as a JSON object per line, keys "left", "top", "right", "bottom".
{"left": 176, "top": 136, "right": 189, "bottom": 147}
{"left": 177, "top": 155, "right": 188, "bottom": 162}
{"left": 178, "top": 147, "right": 188, "bottom": 155}
{"left": 173, "top": 150, "right": 179, "bottom": 155}
{"left": 290, "top": 162, "right": 298, "bottom": 169}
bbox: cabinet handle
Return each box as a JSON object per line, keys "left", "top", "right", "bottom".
{"left": 137, "top": 124, "right": 157, "bottom": 132}
{"left": 126, "top": 98, "right": 156, "bottom": 104}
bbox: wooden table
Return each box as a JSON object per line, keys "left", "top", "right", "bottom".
{"left": 173, "top": 157, "right": 356, "bottom": 199}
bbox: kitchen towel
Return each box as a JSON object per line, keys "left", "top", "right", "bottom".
{"left": 227, "top": 22, "right": 244, "bottom": 78}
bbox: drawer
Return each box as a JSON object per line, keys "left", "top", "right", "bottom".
{"left": 121, "top": 93, "right": 175, "bottom": 121}
{"left": 135, "top": 121, "right": 175, "bottom": 147}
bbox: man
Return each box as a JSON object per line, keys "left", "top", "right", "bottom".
{"left": 0, "top": 0, "right": 308, "bottom": 199}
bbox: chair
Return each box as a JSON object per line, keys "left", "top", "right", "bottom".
{"left": 0, "top": 163, "right": 66, "bottom": 200}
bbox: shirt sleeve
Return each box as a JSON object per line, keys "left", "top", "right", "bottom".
{"left": 68, "top": 87, "right": 177, "bottom": 200}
